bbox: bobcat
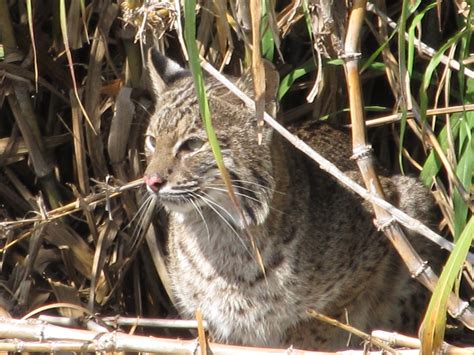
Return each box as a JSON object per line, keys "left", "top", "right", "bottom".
{"left": 143, "top": 48, "right": 441, "bottom": 350}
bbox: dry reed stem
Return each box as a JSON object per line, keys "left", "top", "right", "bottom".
{"left": 250, "top": 0, "right": 265, "bottom": 145}
{"left": 0, "top": 179, "right": 143, "bottom": 229}
{"left": 0, "top": 318, "right": 422, "bottom": 354}
{"left": 38, "top": 315, "right": 208, "bottom": 329}
{"left": 363, "top": 103, "right": 474, "bottom": 127}
{"left": 371, "top": 330, "right": 474, "bottom": 353}
{"left": 343, "top": 0, "right": 473, "bottom": 329}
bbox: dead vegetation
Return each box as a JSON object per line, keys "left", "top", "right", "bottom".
{"left": 0, "top": 0, "right": 472, "bottom": 353}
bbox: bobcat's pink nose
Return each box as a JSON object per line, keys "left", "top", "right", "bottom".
{"left": 145, "top": 173, "right": 166, "bottom": 193}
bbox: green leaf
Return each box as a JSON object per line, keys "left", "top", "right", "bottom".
{"left": 183, "top": 1, "right": 222, "bottom": 176}
{"left": 183, "top": 0, "right": 241, "bottom": 216}
{"left": 261, "top": 0, "right": 274, "bottom": 60}
{"left": 277, "top": 59, "right": 315, "bottom": 100}
{"left": 397, "top": 0, "right": 410, "bottom": 174}
{"left": 407, "top": 2, "right": 436, "bottom": 76}
{"left": 419, "top": 28, "right": 467, "bottom": 121}
{"left": 453, "top": 138, "right": 473, "bottom": 239}
{"left": 420, "top": 115, "right": 462, "bottom": 186}
{"left": 421, "top": 216, "right": 474, "bottom": 353}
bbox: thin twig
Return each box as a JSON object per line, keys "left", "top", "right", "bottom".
{"left": 307, "top": 310, "right": 396, "bottom": 354}
{"left": 362, "top": 103, "right": 474, "bottom": 127}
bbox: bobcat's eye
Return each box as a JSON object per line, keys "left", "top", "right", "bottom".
{"left": 145, "top": 135, "right": 156, "bottom": 152}
{"left": 178, "top": 137, "right": 204, "bottom": 155}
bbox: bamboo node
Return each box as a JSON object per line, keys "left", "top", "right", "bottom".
{"left": 374, "top": 217, "right": 396, "bottom": 232}
{"left": 340, "top": 52, "right": 362, "bottom": 60}
{"left": 451, "top": 301, "right": 470, "bottom": 319}
{"left": 411, "top": 261, "right": 429, "bottom": 279}
{"left": 38, "top": 321, "right": 46, "bottom": 342}
{"left": 96, "top": 331, "right": 117, "bottom": 352}
{"left": 15, "top": 339, "right": 25, "bottom": 352}
{"left": 351, "top": 145, "right": 373, "bottom": 161}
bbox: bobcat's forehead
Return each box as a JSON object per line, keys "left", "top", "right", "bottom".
{"left": 147, "top": 78, "right": 203, "bottom": 135}
{"left": 147, "top": 77, "right": 237, "bottom": 137}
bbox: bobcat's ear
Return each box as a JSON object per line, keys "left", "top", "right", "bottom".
{"left": 147, "top": 48, "right": 189, "bottom": 95}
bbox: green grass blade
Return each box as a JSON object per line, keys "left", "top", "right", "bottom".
{"left": 397, "top": 0, "right": 410, "bottom": 174}
{"left": 184, "top": 0, "right": 266, "bottom": 272}
{"left": 183, "top": 1, "right": 220, "bottom": 171}
{"left": 261, "top": 0, "right": 274, "bottom": 60}
{"left": 453, "top": 138, "right": 473, "bottom": 239}
{"left": 278, "top": 59, "right": 315, "bottom": 100}
{"left": 407, "top": 3, "right": 436, "bottom": 76}
{"left": 183, "top": 0, "right": 241, "bottom": 214}
{"left": 419, "top": 28, "right": 467, "bottom": 120}
{"left": 420, "top": 114, "right": 461, "bottom": 186}
{"left": 421, "top": 216, "right": 474, "bottom": 353}
{"left": 398, "top": 0, "right": 425, "bottom": 173}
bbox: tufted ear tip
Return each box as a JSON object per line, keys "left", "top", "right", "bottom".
{"left": 147, "top": 48, "right": 190, "bottom": 95}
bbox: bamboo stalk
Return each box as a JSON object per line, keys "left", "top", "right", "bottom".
{"left": 342, "top": 0, "right": 473, "bottom": 330}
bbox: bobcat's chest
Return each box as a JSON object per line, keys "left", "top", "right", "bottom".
{"left": 167, "top": 212, "right": 304, "bottom": 346}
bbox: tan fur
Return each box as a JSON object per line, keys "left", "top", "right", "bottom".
{"left": 144, "top": 50, "right": 442, "bottom": 351}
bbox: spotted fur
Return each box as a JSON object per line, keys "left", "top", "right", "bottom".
{"left": 143, "top": 49, "right": 443, "bottom": 351}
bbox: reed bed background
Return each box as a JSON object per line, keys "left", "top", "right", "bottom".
{"left": 0, "top": 0, "right": 472, "bottom": 353}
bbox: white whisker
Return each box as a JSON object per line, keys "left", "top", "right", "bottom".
{"left": 230, "top": 179, "right": 284, "bottom": 195}
{"left": 206, "top": 186, "right": 285, "bottom": 216}
{"left": 192, "top": 191, "right": 255, "bottom": 260}
{"left": 206, "top": 186, "right": 263, "bottom": 204}
{"left": 189, "top": 198, "right": 211, "bottom": 240}
{"left": 208, "top": 183, "right": 265, "bottom": 196}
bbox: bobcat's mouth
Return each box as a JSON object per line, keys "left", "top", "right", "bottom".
{"left": 148, "top": 182, "right": 202, "bottom": 212}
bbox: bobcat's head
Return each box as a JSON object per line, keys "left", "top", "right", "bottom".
{"left": 144, "top": 49, "right": 279, "bottom": 228}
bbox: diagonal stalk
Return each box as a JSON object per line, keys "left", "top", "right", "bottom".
{"left": 342, "top": 0, "right": 473, "bottom": 343}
